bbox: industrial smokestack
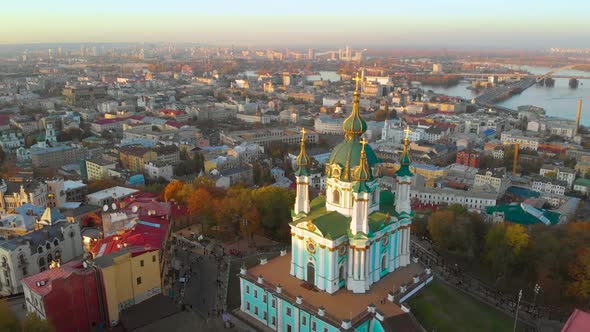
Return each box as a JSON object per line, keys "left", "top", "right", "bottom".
{"left": 575, "top": 99, "right": 583, "bottom": 136}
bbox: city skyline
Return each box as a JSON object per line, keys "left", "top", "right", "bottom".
{"left": 2, "top": 0, "right": 589, "bottom": 48}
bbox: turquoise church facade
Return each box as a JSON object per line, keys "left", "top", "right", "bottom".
{"left": 239, "top": 76, "right": 423, "bottom": 332}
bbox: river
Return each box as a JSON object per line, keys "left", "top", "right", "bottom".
{"left": 421, "top": 65, "right": 590, "bottom": 126}
{"left": 241, "top": 70, "right": 341, "bottom": 82}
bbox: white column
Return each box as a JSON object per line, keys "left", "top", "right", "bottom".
{"left": 240, "top": 278, "right": 246, "bottom": 312}
{"left": 277, "top": 298, "right": 283, "bottom": 332}
{"left": 318, "top": 246, "right": 325, "bottom": 290}
{"left": 294, "top": 306, "right": 300, "bottom": 332}
{"left": 327, "top": 247, "right": 335, "bottom": 292}
{"left": 348, "top": 246, "right": 353, "bottom": 279}
{"left": 352, "top": 248, "right": 359, "bottom": 280}
{"left": 396, "top": 229, "right": 401, "bottom": 268}
{"left": 290, "top": 234, "right": 296, "bottom": 275}
{"left": 297, "top": 236, "right": 304, "bottom": 279}
{"left": 388, "top": 232, "right": 395, "bottom": 272}
{"left": 405, "top": 227, "right": 411, "bottom": 264}
{"left": 360, "top": 249, "right": 365, "bottom": 280}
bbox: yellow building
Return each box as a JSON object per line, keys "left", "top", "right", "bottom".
{"left": 119, "top": 146, "right": 157, "bottom": 173}
{"left": 94, "top": 248, "right": 161, "bottom": 326}
{"left": 86, "top": 159, "right": 118, "bottom": 181}
{"left": 385, "top": 162, "right": 446, "bottom": 180}
{"left": 575, "top": 162, "right": 590, "bottom": 176}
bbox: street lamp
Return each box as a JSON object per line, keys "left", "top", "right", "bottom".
{"left": 532, "top": 283, "right": 541, "bottom": 318}
{"left": 242, "top": 219, "right": 249, "bottom": 247}
{"left": 513, "top": 289, "right": 522, "bottom": 332}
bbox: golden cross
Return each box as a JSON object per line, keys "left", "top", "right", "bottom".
{"left": 404, "top": 126, "right": 411, "bottom": 139}
{"left": 352, "top": 73, "right": 362, "bottom": 92}
{"left": 301, "top": 127, "right": 306, "bottom": 136}
{"left": 360, "top": 137, "right": 368, "bottom": 149}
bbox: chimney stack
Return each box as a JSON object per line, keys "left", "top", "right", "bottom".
{"left": 575, "top": 99, "right": 583, "bottom": 136}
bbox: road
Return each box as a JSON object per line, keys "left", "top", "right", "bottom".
{"left": 164, "top": 236, "right": 257, "bottom": 332}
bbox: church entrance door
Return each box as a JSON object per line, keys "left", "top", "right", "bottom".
{"left": 307, "top": 262, "right": 315, "bottom": 285}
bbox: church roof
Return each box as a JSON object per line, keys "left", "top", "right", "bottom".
{"left": 326, "top": 74, "right": 379, "bottom": 182}
{"left": 327, "top": 138, "right": 379, "bottom": 182}
{"left": 293, "top": 195, "right": 400, "bottom": 240}
{"left": 40, "top": 207, "right": 65, "bottom": 224}
{"left": 295, "top": 128, "right": 312, "bottom": 176}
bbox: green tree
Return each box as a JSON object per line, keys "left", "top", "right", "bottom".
{"left": 485, "top": 223, "right": 529, "bottom": 280}
{"left": 252, "top": 186, "right": 295, "bottom": 240}
{"left": 427, "top": 210, "right": 455, "bottom": 251}
{"left": 567, "top": 247, "right": 590, "bottom": 305}
{"left": 0, "top": 300, "right": 19, "bottom": 332}
{"left": 22, "top": 312, "right": 56, "bottom": 332}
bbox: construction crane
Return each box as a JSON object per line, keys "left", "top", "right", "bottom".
{"left": 502, "top": 142, "right": 520, "bottom": 175}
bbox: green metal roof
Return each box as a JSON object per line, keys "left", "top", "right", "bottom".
{"left": 486, "top": 204, "right": 561, "bottom": 225}
{"left": 327, "top": 137, "right": 380, "bottom": 182}
{"left": 396, "top": 165, "right": 413, "bottom": 177}
{"left": 352, "top": 181, "right": 371, "bottom": 193}
{"left": 342, "top": 111, "right": 367, "bottom": 135}
{"left": 295, "top": 166, "right": 310, "bottom": 177}
{"left": 575, "top": 178, "right": 590, "bottom": 187}
{"left": 293, "top": 193, "right": 401, "bottom": 240}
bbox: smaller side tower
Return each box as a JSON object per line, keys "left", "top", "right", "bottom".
{"left": 293, "top": 128, "right": 311, "bottom": 216}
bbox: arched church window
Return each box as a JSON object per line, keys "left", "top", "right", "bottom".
{"left": 381, "top": 255, "right": 387, "bottom": 272}
{"left": 306, "top": 262, "right": 315, "bottom": 284}
{"left": 332, "top": 190, "right": 340, "bottom": 205}
{"left": 38, "top": 257, "right": 45, "bottom": 269}
{"left": 339, "top": 265, "right": 345, "bottom": 281}
{"left": 338, "top": 245, "right": 347, "bottom": 257}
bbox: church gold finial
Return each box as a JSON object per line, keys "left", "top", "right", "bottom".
{"left": 353, "top": 137, "right": 370, "bottom": 181}
{"left": 296, "top": 127, "right": 311, "bottom": 169}
{"left": 353, "top": 73, "right": 362, "bottom": 93}
{"left": 360, "top": 137, "right": 368, "bottom": 152}
{"left": 404, "top": 126, "right": 411, "bottom": 140}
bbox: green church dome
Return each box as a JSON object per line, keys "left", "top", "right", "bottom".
{"left": 342, "top": 108, "right": 367, "bottom": 136}
{"left": 326, "top": 75, "right": 380, "bottom": 182}
{"left": 327, "top": 137, "right": 379, "bottom": 182}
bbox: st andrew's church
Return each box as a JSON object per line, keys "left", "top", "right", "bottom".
{"left": 239, "top": 76, "right": 431, "bottom": 332}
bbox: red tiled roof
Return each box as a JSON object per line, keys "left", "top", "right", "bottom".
{"left": 165, "top": 120, "right": 184, "bottom": 128}
{"left": 562, "top": 309, "right": 590, "bottom": 332}
{"left": 158, "top": 109, "right": 185, "bottom": 116}
{"left": 21, "top": 260, "right": 83, "bottom": 296}
{"left": 170, "top": 204, "right": 188, "bottom": 220}
{"left": 129, "top": 115, "right": 146, "bottom": 120}
{"left": 93, "top": 117, "right": 127, "bottom": 125}
{"left": 90, "top": 216, "right": 168, "bottom": 257}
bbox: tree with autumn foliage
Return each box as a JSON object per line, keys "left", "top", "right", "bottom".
{"left": 187, "top": 188, "right": 216, "bottom": 231}
{"left": 484, "top": 223, "right": 529, "bottom": 282}
{"left": 212, "top": 188, "right": 258, "bottom": 234}
{"left": 566, "top": 247, "right": 590, "bottom": 306}
{"left": 0, "top": 300, "right": 19, "bottom": 332}
{"left": 164, "top": 181, "right": 186, "bottom": 202}
{"left": 22, "top": 312, "right": 56, "bottom": 332}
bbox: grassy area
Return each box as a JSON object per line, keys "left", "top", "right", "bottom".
{"left": 407, "top": 280, "right": 527, "bottom": 332}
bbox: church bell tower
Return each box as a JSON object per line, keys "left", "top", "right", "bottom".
{"left": 294, "top": 128, "right": 311, "bottom": 216}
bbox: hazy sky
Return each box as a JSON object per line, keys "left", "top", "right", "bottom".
{"left": 1, "top": 0, "right": 588, "bottom": 48}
